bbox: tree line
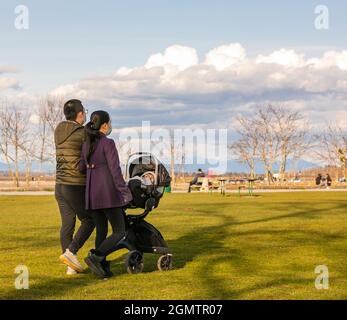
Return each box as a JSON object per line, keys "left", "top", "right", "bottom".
{"left": 230, "top": 104, "right": 347, "bottom": 183}
{"left": 0, "top": 96, "right": 64, "bottom": 187}
{"left": 0, "top": 99, "right": 346, "bottom": 187}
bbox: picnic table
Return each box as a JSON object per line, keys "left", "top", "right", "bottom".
{"left": 189, "top": 177, "right": 257, "bottom": 196}
{"left": 229, "top": 178, "right": 256, "bottom": 196}
{"left": 218, "top": 179, "right": 227, "bottom": 196}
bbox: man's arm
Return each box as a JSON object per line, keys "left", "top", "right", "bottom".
{"left": 79, "top": 143, "right": 87, "bottom": 174}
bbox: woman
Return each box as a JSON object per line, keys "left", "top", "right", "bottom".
{"left": 326, "top": 173, "right": 332, "bottom": 189}
{"left": 80, "top": 111, "right": 133, "bottom": 278}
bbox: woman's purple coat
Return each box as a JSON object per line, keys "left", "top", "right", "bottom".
{"left": 80, "top": 135, "right": 133, "bottom": 210}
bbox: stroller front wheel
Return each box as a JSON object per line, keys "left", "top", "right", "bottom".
{"left": 125, "top": 250, "right": 144, "bottom": 274}
{"left": 157, "top": 254, "right": 173, "bottom": 271}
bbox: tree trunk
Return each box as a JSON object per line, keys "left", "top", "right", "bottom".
{"left": 249, "top": 159, "right": 255, "bottom": 179}
{"left": 279, "top": 155, "right": 287, "bottom": 182}
{"left": 14, "top": 144, "right": 20, "bottom": 188}
{"left": 25, "top": 153, "right": 31, "bottom": 188}
{"left": 170, "top": 143, "right": 175, "bottom": 187}
{"left": 266, "top": 168, "right": 272, "bottom": 185}
{"left": 3, "top": 153, "right": 15, "bottom": 185}
{"left": 250, "top": 167, "right": 255, "bottom": 179}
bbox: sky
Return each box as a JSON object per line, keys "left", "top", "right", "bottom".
{"left": 1, "top": 0, "right": 347, "bottom": 130}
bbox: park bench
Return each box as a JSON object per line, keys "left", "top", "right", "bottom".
{"left": 190, "top": 177, "right": 208, "bottom": 192}
{"left": 190, "top": 177, "right": 220, "bottom": 193}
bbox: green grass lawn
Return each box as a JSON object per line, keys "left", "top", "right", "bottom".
{"left": 0, "top": 192, "right": 346, "bottom": 300}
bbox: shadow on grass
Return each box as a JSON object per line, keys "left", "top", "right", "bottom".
{"left": 1, "top": 201, "right": 346, "bottom": 300}
{"left": 110, "top": 202, "right": 347, "bottom": 299}
{"left": 155, "top": 203, "right": 347, "bottom": 299}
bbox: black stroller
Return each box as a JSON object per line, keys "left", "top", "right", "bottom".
{"left": 114, "top": 152, "right": 172, "bottom": 274}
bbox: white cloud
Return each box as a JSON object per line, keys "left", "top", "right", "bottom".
{"left": 307, "top": 50, "right": 347, "bottom": 70}
{"left": 0, "top": 65, "right": 18, "bottom": 74}
{"left": 0, "top": 77, "right": 19, "bottom": 91}
{"left": 0, "top": 65, "right": 20, "bottom": 91}
{"left": 48, "top": 43, "right": 347, "bottom": 128}
{"left": 256, "top": 49, "right": 306, "bottom": 67}
{"left": 205, "top": 43, "right": 246, "bottom": 71}
{"left": 145, "top": 45, "right": 199, "bottom": 71}
{"left": 0, "top": 91, "right": 37, "bottom": 110}
{"left": 29, "top": 114, "right": 40, "bottom": 124}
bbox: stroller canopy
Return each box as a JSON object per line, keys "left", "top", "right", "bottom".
{"left": 127, "top": 153, "right": 171, "bottom": 188}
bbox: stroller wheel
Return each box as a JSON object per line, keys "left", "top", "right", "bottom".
{"left": 157, "top": 254, "right": 173, "bottom": 271}
{"left": 125, "top": 251, "right": 144, "bottom": 274}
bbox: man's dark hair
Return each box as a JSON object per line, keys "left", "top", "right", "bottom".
{"left": 63, "top": 99, "right": 84, "bottom": 121}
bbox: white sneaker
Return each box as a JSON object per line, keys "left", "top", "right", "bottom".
{"left": 59, "top": 249, "right": 84, "bottom": 273}
{"left": 66, "top": 266, "right": 78, "bottom": 275}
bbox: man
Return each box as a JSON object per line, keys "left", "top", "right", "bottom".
{"left": 315, "top": 174, "right": 322, "bottom": 186}
{"left": 188, "top": 169, "right": 206, "bottom": 193}
{"left": 54, "top": 99, "right": 94, "bottom": 275}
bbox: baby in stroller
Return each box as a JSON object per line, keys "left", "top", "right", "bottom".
{"left": 114, "top": 152, "right": 172, "bottom": 274}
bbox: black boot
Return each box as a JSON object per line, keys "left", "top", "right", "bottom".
{"left": 101, "top": 260, "right": 114, "bottom": 278}
{"left": 84, "top": 250, "right": 106, "bottom": 279}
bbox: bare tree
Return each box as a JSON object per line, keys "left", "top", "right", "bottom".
{"left": 151, "top": 128, "right": 177, "bottom": 186}
{"left": 6, "top": 108, "right": 22, "bottom": 187}
{"left": 178, "top": 139, "right": 186, "bottom": 180}
{"left": 116, "top": 138, "right": 135, "bottom": 174}
{"left": 0, "top": 105, "right": 15, "bottom": 182}
{"left": 1, "top": 97, "right": 64, "bottom": 187}
{"left": 0, "top": 104, "right": 33, "bottom": 187}
{"left": 230, "top": 116, "right": 258, "bottom": 179}
{"left": 232, "top": 105, "right": 310, "bottom": 182}
{"left": 338, "top": 148, "right": 347, "bottom": 180}
{"left": 315, "top": 124, "right": 347, "bottom": 179}
{"left": 21, "top": 130, "right": 37, "bottom": 188}
{"left": 253, "top": 106, "right": 281, "bottom": 184}
{"left": 36, "top": 95, "right": 65, "bottom": 171}
{"left": 44, "top": 95, "right": 65, "bottom": 132}
{"left": 270, "top": 105, "right": 311, "bottom": 181}
{"left": 169, "top": 136, "right": 176, "bottom": 186}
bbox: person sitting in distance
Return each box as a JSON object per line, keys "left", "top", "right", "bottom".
{"left": 188, "top": 169, "right": 205, "bottom": 193}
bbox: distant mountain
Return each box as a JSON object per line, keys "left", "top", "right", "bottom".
{"left": 0, "top": 158, "right": 320, "bottom": 175}
{"left": 0, "top": 162, "right": 8, "bottom": 171}
{"left": 269, "top": 159, "right": 320, "bottom": 172}
{"left": 0, "top": 161, "right": 55, "bottom": 174}
{"left": 30, "top": 161, "right": 55, "bottom": 173}
{"left": 177, "top": 159, "right": 320, "bottom": 174}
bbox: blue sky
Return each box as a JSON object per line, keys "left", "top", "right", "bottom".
{"left": 0, "top": 0, "right": 346, "bottom": 93}
{"left": 0, "top": 1, "right": 347, "bottom": 132}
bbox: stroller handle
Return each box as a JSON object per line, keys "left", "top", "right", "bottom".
{"left": 127, "top": 152, "right": 159, "bottom": 163}
{"left": 129, "top": 152, "right": 152, "bottom": 156}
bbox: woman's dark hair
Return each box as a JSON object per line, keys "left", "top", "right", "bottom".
{"left": 85, "top": 110, "right": 110, "bottom": 162}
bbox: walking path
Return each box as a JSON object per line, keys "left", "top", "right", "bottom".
{"left": 0, "top": 191, "right": 55, "bottom": 196}
{"left": 1, "top": 189, "right": 347, "bottom": 196}
{"left": 174, "top": 188, "right": 347, "bottom": 193}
